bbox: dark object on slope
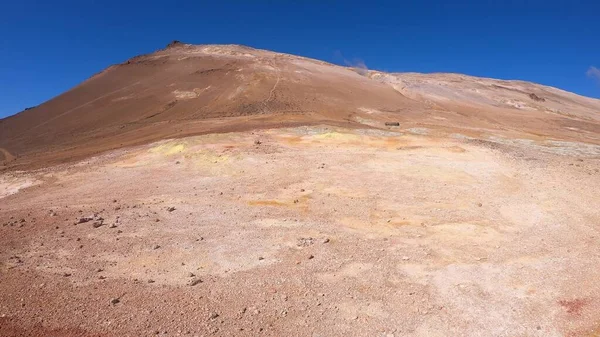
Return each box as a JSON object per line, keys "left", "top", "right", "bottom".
{"left": 385, "top": 122, "right": 400, "bottom": 126}
{"left": 529, "top": 93, "right": 545, "bottom": 102}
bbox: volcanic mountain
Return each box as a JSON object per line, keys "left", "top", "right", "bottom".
{"left": 1, "top": 41, "right": 599, "bottom": 168}
{"left": 2, "top": 42, "right": 600, "bottom": 337}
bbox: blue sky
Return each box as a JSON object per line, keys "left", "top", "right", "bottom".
{"left": 1, "top": 1, "right": 599, "bottom": 118}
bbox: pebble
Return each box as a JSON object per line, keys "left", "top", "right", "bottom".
{"left": 77, "top": 216, "right": 94, "bottom": 224}
{"left": 188, "top": 278, "right": 203, "bottom": 286}
{"left": 297, "top": 237, "right": 314, "bottom": 247}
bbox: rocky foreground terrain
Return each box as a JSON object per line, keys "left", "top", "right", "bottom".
{"left": 1, "top": 43, "right": 600, "bottom": 336}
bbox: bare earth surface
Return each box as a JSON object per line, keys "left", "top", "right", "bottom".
{"left": 1, "top": 43, "right": 600, "bottom": 337}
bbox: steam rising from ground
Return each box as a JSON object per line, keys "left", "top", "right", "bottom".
{"left": 334, "top": 50, "right": 369, "bottom": 76}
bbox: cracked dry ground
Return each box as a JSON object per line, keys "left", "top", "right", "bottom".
{"left": 1, "top": 126, "right": 600, "bottom": 337}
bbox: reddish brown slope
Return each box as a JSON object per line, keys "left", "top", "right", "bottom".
{"left": 0, "top": 42, "right": 423, "bottom": 168}
{"left": 2, "top": 42, "right": 600, "bottom": 169}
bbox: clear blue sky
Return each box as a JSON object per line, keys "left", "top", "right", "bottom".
{"left": 1, "top": 1, "right": 599, "bottom": 118}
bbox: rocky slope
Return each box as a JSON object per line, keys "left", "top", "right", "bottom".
{"left": 1, "top": 41, "right": 599, "bottom": 169}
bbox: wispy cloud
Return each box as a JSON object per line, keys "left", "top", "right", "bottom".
{"left": 587, "top": 66, "right": 600, "bottom": 82}
{"left": 333, "top": 50, "right": 369, "bottom": 76}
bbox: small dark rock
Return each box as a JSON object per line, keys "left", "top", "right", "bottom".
{"left": 528, "top": 93, "right": 545, "bottom": 102}
{"left": 188, "top": 278, "right": 203, "bottom": 286}
{"left": 78, "top": 216, "right": 94, "bottom": 224}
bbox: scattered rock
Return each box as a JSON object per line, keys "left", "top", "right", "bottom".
{"left": 147, "top": 279, "right": 155, "bottom": 284}
{"left": 186, "top": 272, "right": 195, "bottom": 278}
{"left": 297, "top": 237, "right": 314, "bottom": 247}
{"left": 477, "top": 202, "right": 483, "bottom": 207}
{"left": 110, "top": 298, "right": 120, "bottom": 305}
{"left": 208, "top": 312, "right": 219, "bottom": 320}
{"left": 78, "top": 215, "right": 94, "bottom": 224}
{"left": 308, "top": 255, "right": 314, "bottom": 260}
{"left": 402, "top": 256, "right": 410, "bottom": 261}
{"left": 188, "top": 278, "right": 203, "bottom": 286}
{"left": 92, "top": 221, "right": 104, "bottom": 228}
{"left": 109, "top": 223, "right": 117, "bottom": 228}
{"left": 152, "top": 244, "right": 161, "bottom": 250}
{"left": 258, "top": 256, "right": 265, "bottom": 260}
{"left": 385, "top": 122, "right": 400, "bottom": 126}
{"left": 322, "top": 238, "right": 330, "bottom": 244}
{"left": 166, "top": 207, "right": 176, "bottom": 212}
{"left": 63, "top": 273, "right": 72, "bottom": 277}
{"left": 254, "top": 140, "right": 262, "bottom": 145}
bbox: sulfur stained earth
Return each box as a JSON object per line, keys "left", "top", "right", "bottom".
{"left": 1, "top": 126, "right": 600, "bottom": 336}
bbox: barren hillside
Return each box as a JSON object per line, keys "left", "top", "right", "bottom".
{"left": 1, "top": 42, "right": 599, "bottom": 169}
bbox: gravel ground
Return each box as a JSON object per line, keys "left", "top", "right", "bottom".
{"left": 1, "top": 126, "right": 599, "bottom": 337}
